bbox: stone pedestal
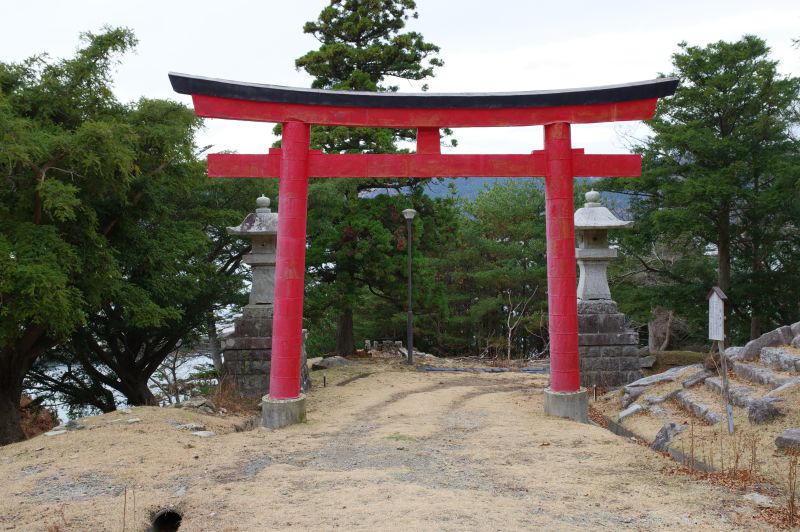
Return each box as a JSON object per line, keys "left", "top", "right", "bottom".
{"left": 262, "top": 394, "right": 306, "bottom": 429}
{"left": 544, "top": 387, "right": 588, "bottom": 423}
{"left": 223, "top": 305, "right": 273, "bottom": 397}
{"left": 578, "top": 300, "right": 642, "bottom": 387}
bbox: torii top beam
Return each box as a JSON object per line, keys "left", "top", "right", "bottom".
{"left": 171, "top": 71, "right": 678, "bottom": 413}
{"left": 169, "top": 73, "right": 678, "bottom": 128}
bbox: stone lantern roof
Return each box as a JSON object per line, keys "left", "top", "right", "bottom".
{"left": 574, "top": 190, "right": 632, "bottom": 230}
{"left": 227, "top": 195, "right": 278, "bottom": 236}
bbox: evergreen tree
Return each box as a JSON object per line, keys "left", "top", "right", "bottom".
{"left": 434, "top": 181, "right": 548, "bottom": 358}
{"left": 603, "top": 36, "right": 800, "bottom": 344}
{"left": 0, "top": 28, "right": 265, "bottom": 442}
{"left": 289, "top": 0, "right": 447, "bottom": 354}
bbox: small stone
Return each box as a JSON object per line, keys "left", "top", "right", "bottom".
{"left": 175, "top": 423, "right": 207, "bottom": 431}
{"left": 118, "top": 408, "right": 132, "bottom": 414}
{"left": 33, "top": 446, "right": 44, "bottom": 452}
{"left": 127, "top": 418, "right": 141, "bottom": 424}
{"left": 191, "top": 431, "right": 216, "bottom": 438}
{"left": 44, "top": 429, "right": 67, "bottom": 437}
{"left": 775, "top": 428, "right": 800, "bottom": 452}
{"left": 174, "top": 486, "right": 187, "bottom": 497}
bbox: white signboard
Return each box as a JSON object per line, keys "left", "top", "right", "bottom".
{"left": 708, "top": 290, "right": 725, "bottom": 341}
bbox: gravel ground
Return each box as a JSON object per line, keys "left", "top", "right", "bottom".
{"left": 0, "top": 360, "right": 772, "bottom": 530}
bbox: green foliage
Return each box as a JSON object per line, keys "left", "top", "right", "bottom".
{"left": 288, "top": 0, "right": 449, "bottom": 354}
{"left": 602, "top": 35, "right": 800, "bottom": 344}
{"left": 428, "top": 181, "right": 548, "bottom": 357}
{"left": 0, "top": 27, "right": 269, "bottom": 429}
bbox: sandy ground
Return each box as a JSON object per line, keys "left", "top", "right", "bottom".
{"left": 0, "top": 360, "right": 773, "bottom": 531}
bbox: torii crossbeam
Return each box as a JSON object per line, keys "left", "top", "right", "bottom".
{"left": 170, "top": 73, "right": 677, "bottom": 425}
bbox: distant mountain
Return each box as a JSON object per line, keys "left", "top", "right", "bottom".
{"left": 423, "top": 177, "right": 631, "bottom": 210}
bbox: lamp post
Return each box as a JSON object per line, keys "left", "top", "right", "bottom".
{"left": 402, "top": 208, "right": 417, "bottom": 364}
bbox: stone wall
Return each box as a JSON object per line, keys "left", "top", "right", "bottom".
{"left": 578, "top": 300, "right": 642, "bottom": 387}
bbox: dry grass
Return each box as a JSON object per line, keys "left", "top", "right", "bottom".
{"left": 211, "top": 377, "right": 261, "bottom": 415}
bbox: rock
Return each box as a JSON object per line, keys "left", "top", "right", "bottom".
{"left": 642, "top": 389, "right": 680, "bottom": 405}
{"left": 177, "top": 397, "right": 216, "bottom": 414}
{"left": 175, "top": 423, "right": 206, "bottom": 431}
{"left": 648, "top": 405, "right": 667, "bottom": 418}
{"left": 174, "top": 486, "right": 187, "bottom": 497}
{"left": 705, "top": 377, "right": 757, "bottom": 408}
{"left": 118, "top": 408, "right": 132, "bottom": 414}
{"left": 651, "top": 422, "right": 686, "bottom": 452}
{"left": 775, "top": 428, "right": 800, "bottom": 453}
{"left": 624, "top": 364, "right": 701, "bottom": 391}
{"left": 307, "top": 357, "right": 323, "bottom": 369}
{"left": 311, "top": 356, "right": 352, "bottom": 370}
{"left": 792, "top": 335, "right": 800, "bottom": 349}
{"left": 639, "top": 355, "right": 657, "bottom": 368}
{"left": 760, "top": 347, "right": 800, "bottom": 372}
{"left": 674, "top": 391, "right": 722, "bottom": 425}
{"left": 682, "top": 369, "right": 712, "bottom": 388}
{"left": 64, "top": 419, "right": 84, "bottom": 430}
{"left": 744, "top": 492, "right": 775, "bottom": 508}
{"left": 43, "top": 429, "right": 67, "bottom": 437}
{"left": 127, "top": 418, "right": 141, "bottom": 424}
{"left": 733, "top": 362, "right": 794, "bottom": 389}
{"left": 618, "top": 403, "right": 643, "bottom": 421}
{"left": 748, "top": 398, "right": 784, "bottom": 424}
{"left": 765, "top": 377, "right": 800, "bottom": 398}
{"left": 739, "top": 325, "right": 795, "bottom": 360}
{"left": 724, "top": 346, "right": 743, "bottom": 361}
{"left": 191, "top": 431, "right": 216, "bottom": 438}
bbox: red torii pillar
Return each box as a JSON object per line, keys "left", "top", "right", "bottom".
{"left": 170, "top": 73, "right": 677, "bottom": 427}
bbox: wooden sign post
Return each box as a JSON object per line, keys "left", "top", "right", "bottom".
{"left": 708, "top": 287, "right": 734, "bottom": 434}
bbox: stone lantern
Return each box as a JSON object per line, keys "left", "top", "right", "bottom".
{"left": 222, "top": 195, "right": 278, "bottom": 397}
{"left": 574, "top": 190, "right": 642, "bottom": 387}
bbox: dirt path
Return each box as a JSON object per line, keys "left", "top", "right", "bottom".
{"left": 0, "top": 362, "right": 770, "bottom": 530}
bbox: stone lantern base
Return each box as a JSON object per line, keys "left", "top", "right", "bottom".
{"left": 578, "top": 300, "right": 643, "bottom": 388}
{"left": 222, "top": 305, "right": 273, "bottom": 397}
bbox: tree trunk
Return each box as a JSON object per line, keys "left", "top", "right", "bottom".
{"left": 117, "top": 370, "right": 158, "bottom": 406}
{"left": 207, "top": 314, "right": 224, "bottom": 376}
{"left": 0, "top": 361, "right": 26, "bottom": 446}
{"left": 718, "top": 205, "right": 732, "bottom": 341}
{"left": 750, "top": 241, "right": 762, "bottom": 340}
{"left": 336, "top": 308, "right": 355, "bottom": 355}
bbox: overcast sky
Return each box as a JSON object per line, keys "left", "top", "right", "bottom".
{"left": 3, "top": 1, "right": 799, "bottom": 156}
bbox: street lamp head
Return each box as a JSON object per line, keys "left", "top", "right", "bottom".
{"left": 402, "top": 208, "right": 417, "bottom": 220}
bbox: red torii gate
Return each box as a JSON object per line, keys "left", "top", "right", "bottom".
{"left": 170, "top": 73, "right": 677, "bottom": 426}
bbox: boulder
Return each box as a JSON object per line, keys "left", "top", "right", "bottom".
{"left": 775, "top": 428, "right": 800, "bottom": 453}
{"left": 738, "top": 325, "right": 795, "bottom": 361}
{"left": 651, "top": 422, "right": 686, "bottom": 452}
{"left": 748, "top": 398, "right": 784, "bottom": 424}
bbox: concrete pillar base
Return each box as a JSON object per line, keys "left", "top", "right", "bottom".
{"left": 544, "top": 387, "right": 589, "bottom": 424}
{"left": 261, "top": 394, "right": 306, "bottom": 429}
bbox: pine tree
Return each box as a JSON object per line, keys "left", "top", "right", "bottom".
{"left": 289, "top": 0, "right": 447, "bottom": 354}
